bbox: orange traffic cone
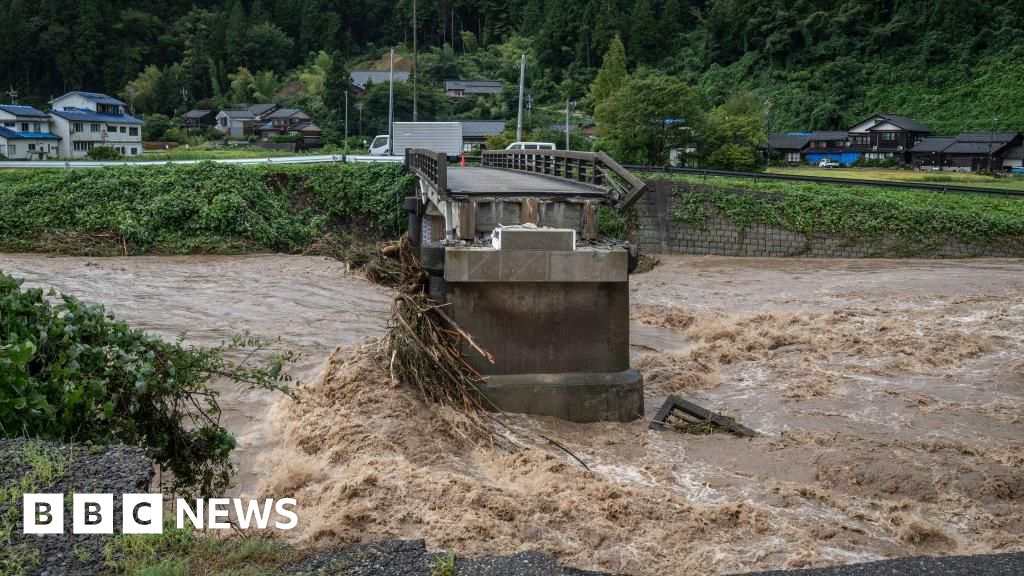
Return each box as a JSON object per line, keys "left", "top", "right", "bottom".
{"left": 460, "top": 152, "right": 466, "bottom": 167}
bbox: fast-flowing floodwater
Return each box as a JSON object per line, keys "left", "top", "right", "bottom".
{"left": 3, "top": 253, "right": 1022, "bottom": 575}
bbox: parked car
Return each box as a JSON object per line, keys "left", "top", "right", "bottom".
{"left": 505, "top": 142, "right": 556, "bottom": 150}
{"left": 818, "top": 158, "right": 840, "bottom": 168}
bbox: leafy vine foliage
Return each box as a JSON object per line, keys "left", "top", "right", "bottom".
{"left": 0, "top": 162, "right": 416, "bottom": 255}
{"left": 0, "top": 272, "right": 297, "bottom": 497}
{"left": 661, "top": 175, "right": 1024, "bottom": 255}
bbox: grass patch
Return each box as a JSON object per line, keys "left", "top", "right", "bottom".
{"left": 132, "top": 146, "right": 305, "bottom": 162}
{"left": 766, "top": 166, "right": 1024, "bottom": 191}
{"left": 104, "top": 519, "right": 302, "bottom": 576}
{"left": 0, "top": 441, "right": 72, "bottom": 576}
{"left": 643, "top": 172, "right": 1024, "bottom": 255}
{"left": 430, "top": 550, "right": 456, "bottom": 576}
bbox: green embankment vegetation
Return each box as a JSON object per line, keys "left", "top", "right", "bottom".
{"left": 645, "top": 173, "right": 1024, "bottom": 254}
{"left": 0, "top": 162, "right": 415, "bottom": 255}
{"left": 767, "top": 167, "right": 1024, "bottom": 192}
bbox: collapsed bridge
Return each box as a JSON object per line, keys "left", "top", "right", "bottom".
{"left": 404, "top": 149, "right": 649, "bottom": 422}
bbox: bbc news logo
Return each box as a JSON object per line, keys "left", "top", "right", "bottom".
{"left": 23, "top": 494, "right": 298, "bottom": 534}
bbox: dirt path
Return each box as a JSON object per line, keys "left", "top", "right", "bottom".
{"left": 3, "top": 253, "right": 1022, "bottom": 574}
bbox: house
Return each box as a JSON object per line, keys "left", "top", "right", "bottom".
{"left": 0, "top": 104, "right": 60, "bottom": 159}
{"left": 288, "top": 120, "right": 323, "bottom": 146}
{"left": 908, "top": 137, "right": 956, "bottom": 170}
{"left": 248, "top": 103, "right": 279, "bottom": 123}
{"left": 444, "top": 80, "right": 503, "bottom": 98}
{"left": 215, "top": 110, "right": 254, "bottom": 138}
{"left": 257, "top": 108, "right": 320, "bottom": 146}
{"left": 258, "top": 108, "right": 311, "bottom": 141}
{"left": 941, "top": 132, "right": 1022, "bottom": 172}
{"left": 763, "top": 133, "right": 811, "bottom": 164}
{"left": 1002, "top": 146, "right": 1024, "bottom": 172}
{"left": 907, "top": 132, "right": 1023, "bottom": 172}
{"left": 48, "top": 91, "right": 144, "bottom": 158}
{"left": 846, "top": 113, "right": 930, "bottom": 162}
{"left": 182, "top": 109, "right": 216, "bottom": 130}
{"left": 801, "top": 131, "right": 858, "bottom": 165}
{"left": 458, "top": 120, "right": 506, "bottom": 151}
{"left": 350, "top": 71, "right": 410, "bottom": 96}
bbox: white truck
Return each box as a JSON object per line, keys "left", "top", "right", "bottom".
{"left": 368, "top": 122, "right": 463, "bottom": 157}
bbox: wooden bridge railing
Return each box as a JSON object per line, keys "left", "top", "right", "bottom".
{"left": 405, "top": 148, "right": 448, "bottom": 197}
{"left": 481, "top": 149, "right": 648, "bottom": 210}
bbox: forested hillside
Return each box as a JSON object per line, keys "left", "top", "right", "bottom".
{"left": 3, "top": 0, "right": 1023, "bottom": 135}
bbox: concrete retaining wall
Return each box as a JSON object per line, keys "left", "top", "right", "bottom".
{"left": 635, "top": 179, "right": 1020, "bottom": 258}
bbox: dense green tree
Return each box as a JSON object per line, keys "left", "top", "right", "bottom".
{"left": 594, "top": 72, "right": 704, "bottom": 165}
{"left": 588, "top": 35, "right": 628, "bottom": 110}
{"left": 702, "top": 92, "right": 767, "bottom": 170}
{"left": 323, "top": 50, "right": 352, "bottom": 136}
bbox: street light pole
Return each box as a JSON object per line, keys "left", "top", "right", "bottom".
{"left": 388, "top": 47, "right": 394, "bottom": 155}
{"left": 516, "top": 54, "right": 526, "bottom": 141}
{"left": 412, "top": 0, "right": 417, "bottom": 122}
{"left": 564, "top": 99, "right": 575, "bottom": 151}
{"left": 989, "top": 116, "right": 997, "bottom": 173}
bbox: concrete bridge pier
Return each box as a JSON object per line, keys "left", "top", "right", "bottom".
{"left": 405, "top": 149, "right": 648, "bottom": 423}
{"left": 443, "top": 242, "right": 643, "bottom": 422}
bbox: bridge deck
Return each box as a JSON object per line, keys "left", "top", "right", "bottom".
{"left": 446, "top": 167, "right": 606, "bottom": 197}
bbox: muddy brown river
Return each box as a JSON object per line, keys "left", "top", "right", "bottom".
{"left": 2, "top": 253, "right": 1022, "bottom": 575}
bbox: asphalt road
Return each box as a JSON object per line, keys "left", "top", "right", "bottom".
{"left": 734, "top": 552, "right": 1024, "bottom": 576}
{"left": 281, "top": 540, "right": 1024, "bottom": 576}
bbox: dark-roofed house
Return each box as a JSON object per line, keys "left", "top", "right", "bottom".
{"left": 942, "top": 132, "right": 1022, "bottom": 172}
{"left": 248, "top": 103, "right": 279, "bottom": 123}
{"left": 763, "top": 133, "right": 811, "bottom": 164}
{"left": 0, "top": 104, "right": 59, "bottom": 159}
{"left": 182, "top": 109, "right": 216, "bottom": 130}
{"left": 445, "top": 80, "right": 504, "bottom": 97}
{"left": 802, "top": 131, "right": 859, "bottom": 165}
{"left": 909, "top": 137, "right": 956, "bottom": 169}
{"left": 847, "top": 113, "right": 930, "bottom": 162}
{"left": 256, "top": 108, "right": 320, "bottom": 146}
{"left": 215, "top": 109, "right": 254, "bottom": 139}
{"left": 259, "top": 108, "right": 312, "bottom": 142}
{"left": 1002, "top": 146, "right": 1024, "bottom": 172}
{"left": 48, "top": 91, "right": 144, "bottom": 158}
{"left": 458, "top": 120, "right": 507, "bottom": 151}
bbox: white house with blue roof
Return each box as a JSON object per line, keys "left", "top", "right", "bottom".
{"left": 0, "top": 104, "right": 60, "bottom": 159}
{"left": 47, "top": 91, "right": 144, "bottom": 158}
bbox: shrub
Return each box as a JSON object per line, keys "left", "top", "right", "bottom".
{"left": 0, "top": 271, "right": 295, "bottom": 496}
{"left": 86, "top": 146, "right": 122, "bottom": 160}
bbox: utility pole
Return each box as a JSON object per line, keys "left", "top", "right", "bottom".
{"left": 764, "top": 99, "right": 771, "bottom": 164}
{"left": 516, "top": 54, "right": 526, "bottom": 141}
{"left": 6, "top": 86, "right": 17, "bottom": 104}
{"left": 180, "top": 87, "right": 190, "bottom": 138}
{"left": 989, "top": 115, "right": 997, "bottom": 173}
{"left": 388, "top": 47, "right": 395, "bottom": 155}
{"left": 344, "top": 90, "right": 349, "bottom": 144}
{"left": 564, "top": 99, "right": 575, "bottom": 150}
{"left": 412, "top": 0, "right": 417, "bottom": 122}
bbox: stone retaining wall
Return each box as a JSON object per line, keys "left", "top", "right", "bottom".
{"left": 635, "top": 179, "right": 1019, "bottom": 258}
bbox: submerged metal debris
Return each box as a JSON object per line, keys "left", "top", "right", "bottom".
{"left": 650, "top": 395, "right": 759, "bottom": 437}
